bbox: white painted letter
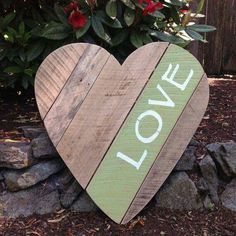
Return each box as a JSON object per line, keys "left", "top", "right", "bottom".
{"left": 116, "top": 150, "right": 148, "bottom": 170}
{"left": 149, "top": 84, "right": 175, "bottom": 107}
{"left": 162, "top": 63, "right": 194, "bottom": 91}
{"left": 135, "top": 110, "right": 163, "bottom": 144}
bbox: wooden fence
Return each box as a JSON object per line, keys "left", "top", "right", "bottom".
{"left": 189, "top": 0, "right": 236, "bottom": 76}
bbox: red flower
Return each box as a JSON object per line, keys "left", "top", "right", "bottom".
{"left": 68, "top": 10, "right": 87, "bottom": 29}
{"left": 143, "top": 1, "right": 164, "bottom": 16}
{"left": 64, "top": 2, "right": 78, "bottom": 14}
{"left": 179, "top": 9, "right": 190, "bottom": 14}
{"left": 139, "top": 0, "right": 152, "bottom": 4}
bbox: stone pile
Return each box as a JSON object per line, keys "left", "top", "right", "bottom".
{"left": 0, "top": 126, "right": 97, "bottom": 217}
{"left": 0, "top": 126, "right": 235, "bottom": 218}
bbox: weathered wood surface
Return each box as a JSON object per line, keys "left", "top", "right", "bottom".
{"left": 35, "top": 44, "right": 87, "bottom": 118}
{"left": 122, "top": 74, "right": 209, "bottom": 224}
{"left": 189, "top": 0, "right": 236, "bottom": 75}
{"left": 56, "top": 43, "right": 168, "bottom": 188}
{"left": 35, "top": 42, "right": 209, "bottom": 224}
{"left": 87, "top": 45, "right": 206, "bottom": 223}
{"left": 44, "top": 45, "right": 110, "bottom": 145}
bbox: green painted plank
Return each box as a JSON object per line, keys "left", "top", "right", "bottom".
{"left": 87, "top": 44, "right": 204, "bottom": 223}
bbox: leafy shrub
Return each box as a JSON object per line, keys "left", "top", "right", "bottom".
{"left": 0, "top": 0, "right": 215, "bottom": 90}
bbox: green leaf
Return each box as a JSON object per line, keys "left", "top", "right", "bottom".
{"left": 92, "top": 16, "right": 111, "bottom": 43}
{"left": 7, "top": 26, "right": 17, "bottom": 36}
{"left": 164, "top": 0, "right": 184, "bottom": 7}
{"left": 188, "top": 24, "right": 216, "bottom": 32}
{"left": 96, "top": 10, "right": 122, "bottom": 28}
{"left": 22, "top": 77, "right": 29, "bottom": 89}
{"left": 1, "top": 12, "right": 16, "bottom": 29}
{"left": 102, "top": 17, "right": 122, "bottom": 28}
{"left": 149, "top": 10, "right": 165, "bottom": 19}
{"left": 124, "top": 8, "right": 135, "bottom": 26}
{"left": 19, "top": 49, "right": 26, "bottom": 62}
{"left": 76, "top": 19, "right": 91, "bottom": 39}
{"left": 41, "top": 22, "right": 70, "bottom": 40}
{"left": 111, "top": 29, "right": 129, "bottom": 46}
{"left": 0, "top": 49, "right": 7, "bottom": 60}
{"left": 24, "top": 68, "right": 34, "bottom": 77}
{"left": 106, "top": 0, "right": 117, "bottom": 19}
{"left": 196, "top": 0, "right": 205, "bottom": 14}
{"left": 54, "top": 3, "right": 69, "bottom": 26}
{"left": 170, "top": 7, "right": 180, "bottom": 24}
{"left": 185, "top": 29, "right": 203, "bottom": 41}
{"left": 120, "top": 0, "right": 135, "bottom": 9}
{"left": 150, "top": 30, "right": 185, "bottom": 44}
{"left": 26, "top": 41, "right": 45, "bottom": 62}
{"left": 141, "top": 33, "right": 153, "bottom": 44}
{"left": 130, "top": 31, "right": 143, "bottom": 48}
{"left": 4, "top": 66, "right": 22, "bottom": 74}
{"left": 19, "top": 22, "right": 25, "bottom": 35}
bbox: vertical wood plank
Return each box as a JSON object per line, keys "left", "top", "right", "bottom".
{"left": 221, "top": 0, "right": 236, "bottom": 74}
{"left": 203, "top": 0, "right": 226, "bottom": 75}
{"left": 188, "top": 0, "right": 206, "bottom": 65}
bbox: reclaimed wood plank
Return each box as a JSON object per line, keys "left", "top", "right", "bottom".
{"left": 35, "top": 43, "right": 87, "bottom": 118}
{"left": 43, "top": 45, "right": 111, "bottom": 145}
{"left": 87, "top": 44, "right": 205, "bottom": 223}
{"left": 56, "top": 43, "right": 168, "bottom": 189}
{"left": 122, "top": 74, "right": 209, "bottom": 224}
{"left": 203, "top": 0, "right": 226, "bottom": 75}
{"left": 222, "top": 0, "right": 236, "bottom": 74}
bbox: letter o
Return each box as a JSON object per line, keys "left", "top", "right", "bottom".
{"left": 135, "top": 110, "right": 163, "bottom": 144}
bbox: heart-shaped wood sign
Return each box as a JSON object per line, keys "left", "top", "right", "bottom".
{"left": 35, "top": 42, "right": 209, "bottom": 224}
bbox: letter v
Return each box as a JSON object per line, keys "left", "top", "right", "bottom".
{"left": 148, "top": 84, "right": 175, "bottom": 107}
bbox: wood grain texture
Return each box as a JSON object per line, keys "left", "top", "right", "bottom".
{"left": 121, "top": 75, "right": 209, "bottom": 224}
{"left": 87, "top": 44, "right": 206, "bottom": 223}
{"left": 43, "top": 45, "right": 110, "bottom": 145}
{"left": 35, "top": 43, "right": 87, "bottom": 118}
{"left": 35, "top": 42, "right": 209, "bottom": 224}
{"left": 56, "top": 43, "right": 168, "bottom": 189}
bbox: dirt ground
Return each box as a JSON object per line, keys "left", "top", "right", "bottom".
{"left": 0, "top": 78, "right": 235, "bottom": 235}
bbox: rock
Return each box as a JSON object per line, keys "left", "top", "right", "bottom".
{"left": 60, "top": 180, "right": 82, "bottom": 208}
{"left": 199, "top": 155, "right": 219, "bottom": 203}
{"left": 221, "top": 178, "right": 236, "bottom": 212}
{"left": 174, "top": 146, "right": 196, "bottom": 171}
{"left": 0, "top": 180, "right": 61, "bottom": 217}
{"left": 203, "top": 195, "right": 214, "bottom": 210}
{"left": 4, "top": 159, "right": 64, "bottom": 192}
{"left": 155, "top": 172, "right": 203, "bottom": 210}
{"left": 189, "top": 139, "right": 200, "bottom": 147}
{"left": 207, "top": 142, "right": 236, "bottom": 178}
{"left": 71, "top": 192, "right": 98, "bottom": 212}
{"left": 52, "top": 168, "right": 74, "bottom": 192}
{"left": 0, "top": 172, "right": 4, "bottom": 181}
{"left": 31, "top": 133, "right": 58, "bottom": 158}
{"left": 196, "top": 177, "right": 209, "bottom": 193}
{"left": 0, "top": 142, "right": 37, "bottom": 169}
{"left": 18, "top": 126, "right": 46, "bottom": 139}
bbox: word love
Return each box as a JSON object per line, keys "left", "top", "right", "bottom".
{"left": 35, "top": 42, "right": 209, "bottom": 224}
{"left": 117, "top": 63, "right": 194, "bottom": 170}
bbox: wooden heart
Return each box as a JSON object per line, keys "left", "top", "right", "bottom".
{"left": 35, "top": 42, "right": 209, "bottom": 224}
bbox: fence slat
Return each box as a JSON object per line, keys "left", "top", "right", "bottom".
{"left": 221, "top": 0, "right": 236, "bottom": 74}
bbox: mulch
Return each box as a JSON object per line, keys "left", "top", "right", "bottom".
{"left": 0, "top": 78, "right": 235, "bottom": 235}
